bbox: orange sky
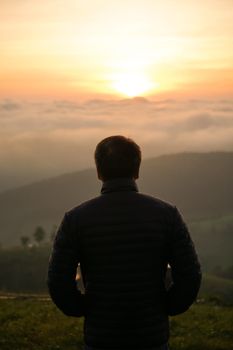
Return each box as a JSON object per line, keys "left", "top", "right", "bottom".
{"left": 1, "top": 0, "right": 233, "bottom": 99}
{"left": 1, "top": 1, "right": 233, "bottom": 191}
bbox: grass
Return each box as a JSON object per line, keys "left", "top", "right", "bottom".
{"left": 170, "top": 302, "right": 233, "bottom": 350}
{"left": 0, "top": 297, "right": 83, "bottom": 350}
{"left": 1, "top": 297, "right": 233, "bottom": 350}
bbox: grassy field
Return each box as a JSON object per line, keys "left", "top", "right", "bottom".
{"left": 200, "top": 274, "right": 233, "bottom": 305}
{"left": 0, "top": 297, "right": 233, "bottom": 350}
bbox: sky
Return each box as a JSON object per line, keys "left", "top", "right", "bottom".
{"left": 0, "top": 0, "right": 233, "bottom": 191}
{"left": 1, "top": 0, "right": 233, "bottom": 98}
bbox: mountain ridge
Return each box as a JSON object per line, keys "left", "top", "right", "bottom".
{"left": 0, "top": 151, "right": 230, "bottom": 195}
{"left": 0, "top": 151, "right": 232, "bottom": 246}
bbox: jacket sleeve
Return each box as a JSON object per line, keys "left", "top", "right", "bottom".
{"left": 47, "top": 212, "right": 85, "bottom": 317}
{"left": 166, "top": 206, "right": 202, "bottom": 316}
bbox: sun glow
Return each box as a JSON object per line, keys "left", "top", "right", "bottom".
{"left": 111, "top": 73, "right": 156, "bottom": 97}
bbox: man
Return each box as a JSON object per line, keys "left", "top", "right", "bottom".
{"left": 48, "top": 135, "right": 201, "bottom": 350}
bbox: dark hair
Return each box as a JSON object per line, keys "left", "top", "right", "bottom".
{"left": 95, "top": 135, "right": 141, "bottom": 181}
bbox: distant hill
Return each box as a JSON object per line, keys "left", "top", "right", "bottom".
{"left": 200, "top": 273, "right": 233, "bottom": 305}
{"left": 0, "top": 152, "right": 233, "bottom": 247}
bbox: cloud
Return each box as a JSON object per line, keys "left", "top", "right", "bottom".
{"left": 166, "top": 113, "right": 233, "bottom": 133}
{"left": 0, "top": 99, "right": 21, "bottom": 112}
{"left": 0, "top": 97, "right": 233, "bottom": 191}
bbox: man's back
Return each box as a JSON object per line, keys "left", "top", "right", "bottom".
{"left": 48, "top": 178, "right": 201, "bottom": 349}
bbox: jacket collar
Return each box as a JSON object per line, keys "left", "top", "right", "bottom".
{"left": 101, "top": 178, "right": 139, "bottom": 194}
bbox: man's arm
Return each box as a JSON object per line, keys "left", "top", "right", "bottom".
{"left": 47, "top": 213, "right": 85, "bottom": 317}
{"left": 166, "top": 206, "right": 202, "bottom": 316}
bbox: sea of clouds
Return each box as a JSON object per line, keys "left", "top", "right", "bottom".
{"left": 0, "top": 97, "right": 233, "bottom": 192}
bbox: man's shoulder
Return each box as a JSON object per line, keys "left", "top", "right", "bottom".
{"left": 68, "top": 192, "right": 176, "bottom": 210}
{"left": 66, "top": 195, "right": 103, "bottom": 216}
{"left": 66, "top": 191, "right": 177, "bottom": 220}
{"left": 136, "top": 192, "right": 175, "bottom": 211}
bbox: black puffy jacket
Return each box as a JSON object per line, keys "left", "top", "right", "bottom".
{"left": 47, "top": 178, "right": 201, "bottom": 349}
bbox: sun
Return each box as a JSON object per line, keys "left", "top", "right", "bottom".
{"left": 111, "top": 73, "right": 155, "bottom": 97}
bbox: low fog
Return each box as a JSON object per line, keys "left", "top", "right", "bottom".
{"left": 0, "top": 97, "right": 233, "bottom": 192}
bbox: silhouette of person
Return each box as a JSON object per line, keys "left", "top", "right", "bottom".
{"left": 48, "top": 135, "right": 201, "bottom": 350}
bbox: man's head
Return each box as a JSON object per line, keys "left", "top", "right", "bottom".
{"left": 95, "top": 135, "right": 141, "bottom": 181}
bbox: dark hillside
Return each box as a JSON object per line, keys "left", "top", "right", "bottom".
{"left": 139, "top": 152, "right": 233, "bottom": 219}
{"left": 0, "top": 152, "right": 232, "bottom": 246}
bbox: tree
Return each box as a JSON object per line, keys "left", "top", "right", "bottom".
{"left": 20, "top": 235, "right": 30, "bottom": 248}
{"left": 33, "top": 226, "right": 46, "bottom": 245}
